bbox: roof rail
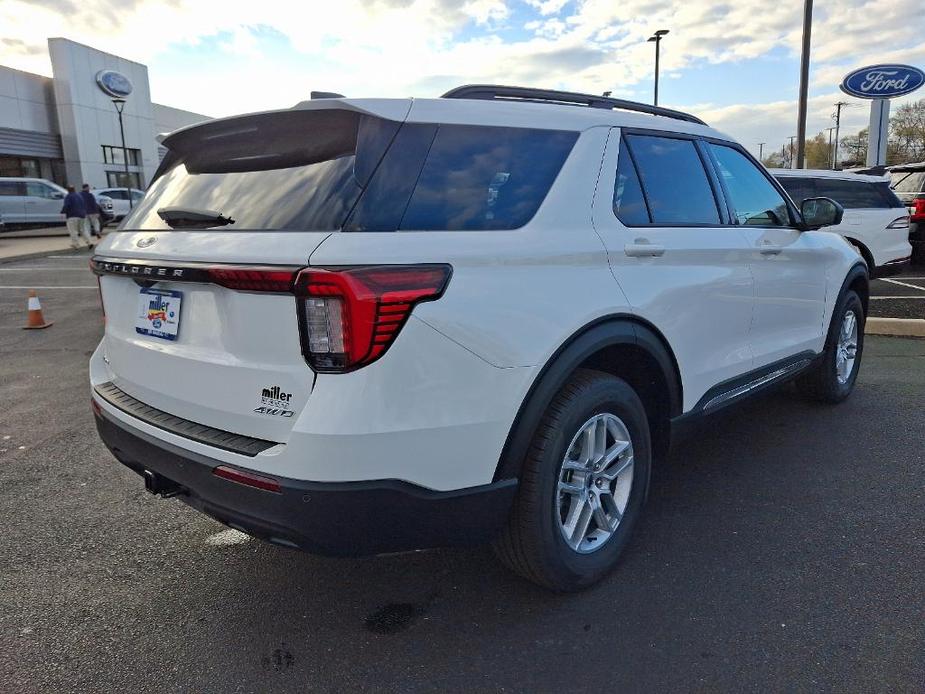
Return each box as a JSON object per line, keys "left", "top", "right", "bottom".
{"left": 441, "top": 84, "right": 707, "bottom": 126}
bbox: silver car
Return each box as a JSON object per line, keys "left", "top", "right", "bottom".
{"left": 0, "top": 177, "right": 114, "bottom": 227}
{"left": 96, "top": 187, "right": 145, "bottom": 221}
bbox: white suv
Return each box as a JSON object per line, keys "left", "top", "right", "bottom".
{"left": 772, "top": 169, "right": 911, "bottom": 276}
{"left": 89, "top": 86, "right": 867, "bottom": 591}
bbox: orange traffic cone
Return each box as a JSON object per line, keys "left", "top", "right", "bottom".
{"left": 22, "top": 290, "right": 53, "bottom": 330}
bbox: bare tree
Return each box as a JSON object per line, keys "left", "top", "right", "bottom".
{"left": 889, "top": 98, "right": 925, "bottom": 163}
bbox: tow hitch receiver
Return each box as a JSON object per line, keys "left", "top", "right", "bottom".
{"left": 143, "top": 470, "right": 183, "bottom": 498}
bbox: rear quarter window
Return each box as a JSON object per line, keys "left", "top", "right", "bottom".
{"left": 383, "top": 125, "right": 577, "bottom": 231}
{"left": 812, "top": 178, "right": 897, "bottom": 209}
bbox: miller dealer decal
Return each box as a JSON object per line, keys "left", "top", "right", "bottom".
{"left": 254, "top": 385, "right": 294, "bottom": 417}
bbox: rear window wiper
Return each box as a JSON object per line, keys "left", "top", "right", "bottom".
{"left": 157, "top": 207, "right": 236, "bottom": 229}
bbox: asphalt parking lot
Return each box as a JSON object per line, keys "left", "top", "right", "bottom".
{"left": 1, "top": 254, "right": 924, "bottom": 693}
{"left": 871, "top": 265, "right": 925, "bottom": 319}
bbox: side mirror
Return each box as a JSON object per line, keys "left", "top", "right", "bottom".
{"left": 800, "top": 196, "right": 843, "bottom": 230}
{"left": 51, "top": 191, "right": 65, "bottom": 199}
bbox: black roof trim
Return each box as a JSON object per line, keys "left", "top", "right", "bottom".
{"left": 441, "top": 84, "right": 707, "bottom": 126}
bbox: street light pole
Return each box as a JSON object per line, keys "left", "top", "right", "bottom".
{"left": 795, "top": 0, "right": 813, "bottom": 169}
{"left": 111, "top": 97, "right": 133, "bottom": 210}
{"left": 825, "top": 127, "right": 836, "bottom": 169}
{"left": 788, "top": 135, "right": 797, "bottom": 168}
{"left": 647, "top": 29, "right": 669, "bottom": 106}
{"left": 758, "top": 142, "right": 766, "bottom": 161}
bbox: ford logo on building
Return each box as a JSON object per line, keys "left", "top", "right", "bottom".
{"left": 95, "top": 69, "right": 133, "bottom": 98}
{"left": 840, "top": 64, "right": 924, "bottom": 99}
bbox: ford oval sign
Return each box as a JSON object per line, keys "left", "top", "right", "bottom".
{"left": 95, "top": 70, "right": 133, "bottom": 98}
{"left": 840, "top": 64, "right": 924, "bottom": 99}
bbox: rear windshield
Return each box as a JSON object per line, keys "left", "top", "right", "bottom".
{"left": 892, "top": 171, "right": 925, "bottom": 194}
{"left": 124, "top": 110, "right": 577, "bottom": 232}
{"left": 775, "top": 176, "right": 903, "bottom": 209}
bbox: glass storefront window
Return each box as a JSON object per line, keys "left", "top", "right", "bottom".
{"left": 106, "top": 171, "right": 144, "bottom": 189}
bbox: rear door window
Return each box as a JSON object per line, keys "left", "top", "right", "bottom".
{"left": 624, "top": 134, "right": 720, "bottom": 225}
{"left": 892, "top": 172, "right": 925, "bottom": 194}
{"left": 708, "top": 144, "right": 790, "bottom": 226}
{"left": 0, "top": 181, "right": 23, "bottom": 196}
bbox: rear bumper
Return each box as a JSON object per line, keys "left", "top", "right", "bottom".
{"left": 94, "top": 408, "right": 517, "bottom": 556}
{"left": 872, "top": 256, "right": 911, "bottom": 278}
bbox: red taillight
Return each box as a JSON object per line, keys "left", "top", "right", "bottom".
{"left": 90, "top": 397, "right": 102, "bottom": 416}
{"left": 911, "top": 198, "right": 925, "bottom": 223}
{"left": 207, "top": 268, "right": 299, "bottom": 292}
{"left": 293, "top": 265, "right": 452, "bottom": 372}
{"left": 213, "top": 465, "right": 281, "bottom": 493}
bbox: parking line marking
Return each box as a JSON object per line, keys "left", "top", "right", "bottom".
{"left": 870, "top": 296, "right": 925, "bottom": 300}
{"left": 0, "top": 286, "right": 96, "bottom": 289}
{"left": 880, "top": 278, "right": 925, "bottom": 292}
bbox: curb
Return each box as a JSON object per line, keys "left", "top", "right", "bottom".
{"left": 865, "top": 317, "right": 925, "bottom": 338}
{"left": 0, "top": 248, "right": 86, "bottom": 265}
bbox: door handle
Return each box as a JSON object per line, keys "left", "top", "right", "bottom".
{"left": 624, "top": 240, "right": 666, "bottom": 257}
{"left": 759, "top": 241, "right": 782, "bottom": 256}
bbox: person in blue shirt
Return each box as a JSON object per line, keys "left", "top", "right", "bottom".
{"left": 80, "top": 184, "right": 103, "bottom": 239}
{"left": 61, "top": 185, "right": 92, "bottom": 249}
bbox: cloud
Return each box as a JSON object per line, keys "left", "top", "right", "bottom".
{"left": 0, "top": 0, "right": 921, "bottom": 148}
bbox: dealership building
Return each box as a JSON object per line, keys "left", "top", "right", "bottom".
{"left": 0, "top": 38, "right": 209, "bottom": 191}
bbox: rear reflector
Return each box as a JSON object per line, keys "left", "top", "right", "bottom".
{"left": 293, "top": 265, "right": 452, "bottom": 372}
{"left": 213, "top": 465, "right": 282, "bottom": 493}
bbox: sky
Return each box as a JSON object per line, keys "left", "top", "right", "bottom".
{"left": 1, "top": 0, "right": 924, "bottom": 157}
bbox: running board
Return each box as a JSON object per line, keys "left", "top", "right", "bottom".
{"left": 702, "top": 359, "right": 812, "bottom": 411}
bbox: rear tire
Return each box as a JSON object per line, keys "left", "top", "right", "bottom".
{"left": 794, "top": 289, "right": 864, "bottom": 403}
{"left": 493, "top": 369, "right": 651, "bottom": 592}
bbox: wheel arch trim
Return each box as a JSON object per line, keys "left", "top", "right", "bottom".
{"left": 492, "top": 315, "right": 682, "bottom": 483}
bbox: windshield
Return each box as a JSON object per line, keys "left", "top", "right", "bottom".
{"left": 892, "top": 171, "right": 925, "bottom": 194}
{"left": 122, "top": 109, "right": 398, "bottom": 231}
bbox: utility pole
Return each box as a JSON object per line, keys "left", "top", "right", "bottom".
{"left": 795, "top": 0, "right": 813, "bottom": 169}
{"left": 647, "top": 29, "right": 669, "bottom": 106}
{"left": 832, "top": 100, "right": 849, "bottom": 170}
{"left": 758, "top": 142, "right": 766, "bottom": 161}
{"left": 788, "top": 136, "right": 797, "bottom": 168}
{"left": 825, "top": 127, "right": 836, "bottom": 169}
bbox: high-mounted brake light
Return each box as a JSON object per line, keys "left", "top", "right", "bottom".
{"left": 911, "top": 198, "right": 925, "bottom": 223}
{"left": 293, "top": 265, "right": 452, "bottom": 372}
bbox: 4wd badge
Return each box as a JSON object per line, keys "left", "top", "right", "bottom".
{"left": 254, "top": 385, "right": 294, "bottom": 417}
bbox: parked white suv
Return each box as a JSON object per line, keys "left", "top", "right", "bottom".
{"left": 772, "top": 169, "right": 911, "bottom": 276}
{"left": 89, "top": 87, "right": 867, "bottom": 591}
